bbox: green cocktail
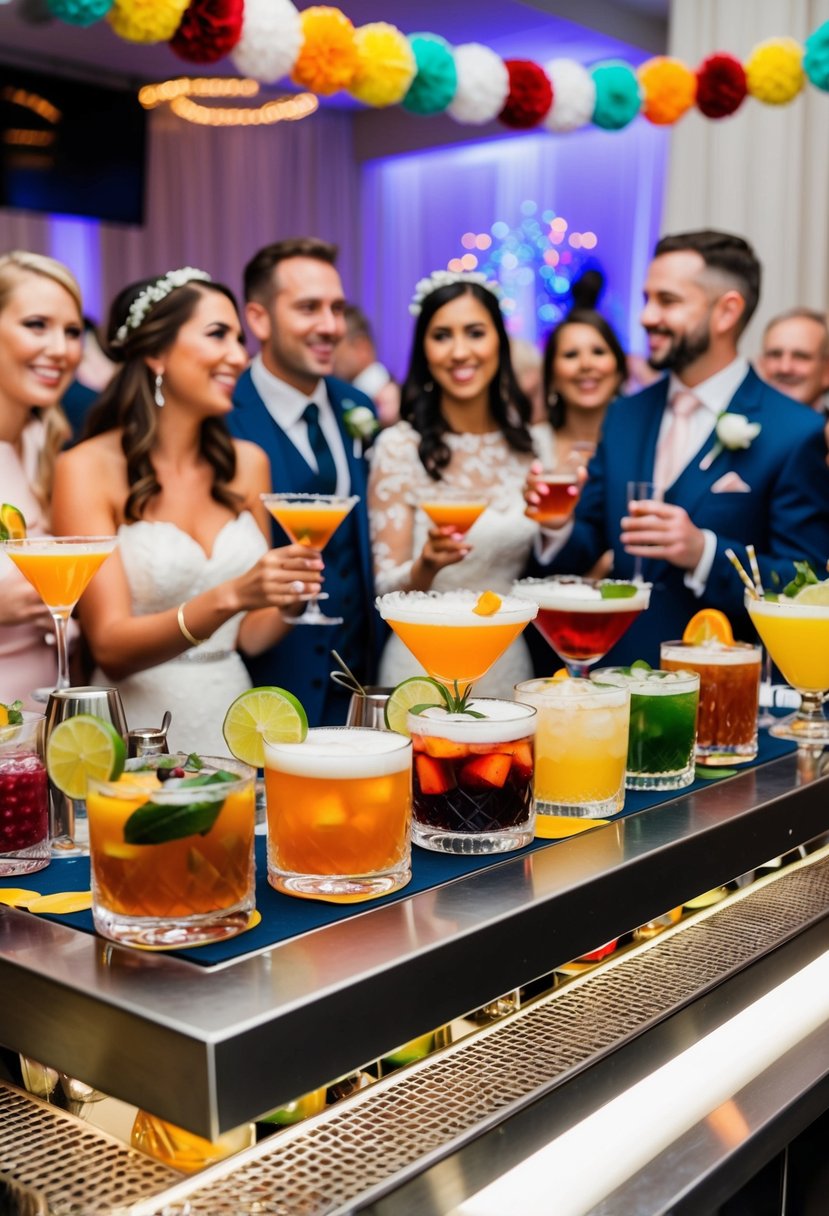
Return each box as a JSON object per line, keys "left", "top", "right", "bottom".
{"left": 591, "top": 667, "right": 700, "bottom": 790}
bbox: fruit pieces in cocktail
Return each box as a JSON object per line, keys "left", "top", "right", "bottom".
{"left": 420, "top": 498, "right": 487, "bottom": 535}
{"left": 264, "top": 727, "right": 412, "bottom": 901}
{"left": 0, "top": 705, "right": 49, "bottom": 876}
{"left": 376, "top": 590, "right": 537, "bottom": 689}
{"left": 660, "top": 641, "right": 761, "bottom": 765}
{"left": 525, "top": 472, "right": 581, "bottom": 527}
{"left": 514, "top": 677, "right": 630, "bottom": 824}
{"left": 407, "top": 698, "right": 536, "bottom": 854}
{"left": 86, "top": 755, "right": 255, "bottom": 947}
{"left": 513, "top": 578, "right": 651, "bottom": 676}
{"left": 591, "top": 666, "right": 700, "bottom": 790}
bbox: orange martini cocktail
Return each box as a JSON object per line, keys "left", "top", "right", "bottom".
{"left": 419, "top": 495, "right": 488, "bottom": 536}
{"left": 3, "top": 536, "right": 117, "bottom": 691}
{"left": 376, "top": 590, "right": 538, "bottom": 691}
{"left": 261, "top": 492, "right": 359, "bottom": 626}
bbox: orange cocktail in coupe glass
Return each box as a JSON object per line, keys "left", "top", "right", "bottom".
{"left": 747, "top": 586, "right": 829, "bottom": 746}
{"left": 3, "top": 536, "right": 117, "bottom": 692}
{"left": 376, "top": 590, "right": 538, "bottom": 692}
{"left": 419, "top": 490, "right": 488, "bottom": 537}
{"left": 261, "top": 492, "right": 358, "bottom": 626}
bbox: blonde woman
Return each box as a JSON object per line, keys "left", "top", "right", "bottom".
{"left": 0, "top": 252, "right": 82, "bottom": 707}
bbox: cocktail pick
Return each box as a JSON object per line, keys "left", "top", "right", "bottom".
{"left": 329, "top": 650, "right": 367, "bottom": 697}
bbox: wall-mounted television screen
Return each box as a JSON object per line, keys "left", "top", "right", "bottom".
{"left": 1, "top": 64, "right": 147, "bottom": 225}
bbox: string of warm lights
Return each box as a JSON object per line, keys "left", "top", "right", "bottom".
{"left": 138, "top": 76, "right": 318, "bottom": 126}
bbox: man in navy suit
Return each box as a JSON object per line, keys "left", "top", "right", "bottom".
{"left": 228, "top": 238, "right": 378, "bottom": 725}
{"left": 531, "top": 230, "right": 829, "bottom": 665}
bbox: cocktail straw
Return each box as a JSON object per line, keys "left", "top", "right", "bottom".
{"left": 745, "top": 544, "right": 764, "bottom": 597}
{"left": 725, "top": 548, "right": 759, "bottom": 598}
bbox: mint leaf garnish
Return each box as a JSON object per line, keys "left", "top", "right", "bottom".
{"left": 782, "top": 560, "right": 818, "bottom": 598}
{"left": 122, "top": 773, "right": 235, "bottom": 844}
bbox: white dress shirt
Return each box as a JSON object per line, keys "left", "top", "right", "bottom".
{"left": 249, "top": 354, "right": 351, "bottom": 495}
{"left": 536, "top": 357, "right": 750, "bottom": 596}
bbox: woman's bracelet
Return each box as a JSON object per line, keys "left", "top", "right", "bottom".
{"left": 177, "top": 602, "right": 208, "bottom": 647}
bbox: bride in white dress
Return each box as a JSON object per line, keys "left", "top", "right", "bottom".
{"left": 52, "top": 270, "right": 323, "bottom": 755}
{"left": 369, "top": 272, "right": 555, "bottom": 699}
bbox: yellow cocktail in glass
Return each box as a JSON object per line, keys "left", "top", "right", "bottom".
{"left": 747, "top": 592, "right": 829, "bottom": 744}
{"left": 376, "top": 590, "right": 538, "bottom": 691}
{"left": 261, "top": 492, "right": 358, "bottom": 626}
{"left": 3, "top": 536, "right": 117, "bottom": 692}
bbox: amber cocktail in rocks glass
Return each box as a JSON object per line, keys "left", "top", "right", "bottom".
{"left": 513, "top": 577, "right": 651, "bottom": 678}
{"left": 376, "top": 590, "right": 538, "bottom": 693}
{"left": 746, "top": 590, "right": 829, "bottom": 746}
{"left": 3, "top": 536, "right": 117, "bottom": 693}
{"left": 261, "top": 492, "right": 358, "bottom": 626}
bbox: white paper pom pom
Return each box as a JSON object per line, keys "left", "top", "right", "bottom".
{"left": 543, "top": 58, "right": 596, "bottom": 131}
{"left": 231, "top": 0, "right": 302, "bottom": 83}
{"left": 447, "top": 42, "right": 510, "bottom": 124}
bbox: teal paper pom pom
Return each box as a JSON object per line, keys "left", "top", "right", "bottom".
{"left": 47, "top": 0, "right": 113, "bottom": 24}
{"left": 804, "top": 20, "right": 829, "bottom": 91}
{"left": 591, "top": 60, "right": 642, "bottom": 129}
{"left": 403, "top": 33, "right": 458, "bottom": 115}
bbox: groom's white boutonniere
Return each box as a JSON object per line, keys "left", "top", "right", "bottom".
{"left": 342, "top": 402, "right": 379, "bottom": 442}
{"left": 699, "top": 412, "right": 761, "bottom": 471}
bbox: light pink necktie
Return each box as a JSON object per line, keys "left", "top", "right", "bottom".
{"left": 652, "top": 390, "right": 701, "bottom": 491}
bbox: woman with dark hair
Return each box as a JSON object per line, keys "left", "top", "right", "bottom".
{"left": 52, "top": 269, "right": 322, "bottom": 753}
{"left": 368, "top": 271, "right": 555, "bottom": 697}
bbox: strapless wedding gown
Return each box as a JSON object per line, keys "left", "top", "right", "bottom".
{"left": 93, "top": 513, "right": 267, "bottom": 757}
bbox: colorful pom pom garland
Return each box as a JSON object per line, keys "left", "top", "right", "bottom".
{"left": 46, "top": 4, "right": 829, "bottom": 133}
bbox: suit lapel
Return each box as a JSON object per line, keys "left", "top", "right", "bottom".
{"left": 233, "top": 370, "right": 292, "bottom": 490}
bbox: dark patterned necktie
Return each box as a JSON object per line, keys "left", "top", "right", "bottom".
{"left": 302, "top": 402, "right": 338, "bottom": 495}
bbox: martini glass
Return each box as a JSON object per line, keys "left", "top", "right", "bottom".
{"left": 419, "top": 490, "right": 488, "bottom": 537}
{"left": 261, "top": 492, "right": 358, "bottom": 626}
{"left": 376, "top": 590, "right": 537, "bottom": 693}
{"left": 512, "top": 576, "right": 651, "bottom": 678}
{"left": 746, "top": 591, "right": 829, "bottom": 745}
{"left": 3, "top": 536, "right": 118, "bottom": 693}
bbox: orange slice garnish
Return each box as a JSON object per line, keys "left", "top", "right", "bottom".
{"left": 683, "top": 608, "right": 734, "bottom": 646}
{"left": 551, "top": 668, "right": 569, "bottom": 681}
{"left": 472, "top": 591, "right": 502, "bottom": 616}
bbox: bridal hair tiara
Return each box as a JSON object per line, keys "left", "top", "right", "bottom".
{"left": 409, "top": 269, "right": 503, "bottom": 317}
{"left": 115, "top": 267, "right": 212, "bottom": 341}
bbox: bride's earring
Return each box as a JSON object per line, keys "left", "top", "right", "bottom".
{"left": 154, "top": 373, "right": 165, "bottom": 408}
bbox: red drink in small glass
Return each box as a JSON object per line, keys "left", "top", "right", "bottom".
{"left": 0, "top": 712, "right": 49, "bottom": 876}
{"left": 526, "top": 474, "right": 580, "bottom": 526}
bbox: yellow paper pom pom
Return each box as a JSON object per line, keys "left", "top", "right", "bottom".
{"left": 638, "top": 56, "right": 697, "bottom": 124}
{"left": 745, "top": 37, "right": 804, "bottom": 105}
{"left": 108, "top": 0, "right": 188, "bottom": 42}
{"left": 292, "top": 6, "right": 358, "bottom": 96}
{"left": 350, "top": 22, "right": 416, "bottom": 107}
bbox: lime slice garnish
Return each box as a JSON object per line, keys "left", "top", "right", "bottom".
{"left": 46, "top": 714, "right": 126, "bottom": 800}
{"left": 599, "top": 581, "right": 638, "bottom": 599}
{"left": 384, "top": 676, "right": 446, "bottom": 735}
{"left": 630, "top": 659, "right": 652, "bottom": 671}
{"left": 793, "top": 582, "right": 829, "bottom": 606}
{"left": 222, "top": 686, "right": 308, "bottom": 767}
{"left": 0, "top": 503, "right": 26, "bottom": 541}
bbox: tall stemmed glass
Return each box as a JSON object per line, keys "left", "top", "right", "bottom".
{"left": 746, "top": 591, "right": 829, "bottom": 745}
{"left": 626, "top": 481, "right": 664, "bottom": 583}
{"left": 513, "top": 576, "right": 651, "bottom": 678}
{"left": 262, "top": 493, "right": 358, "bottom": 626}
{"left": 418, "top": 489, "right": 488, "bottom": 537}
{"left": 3, "top": 536, "right": 118, "bottom": 692}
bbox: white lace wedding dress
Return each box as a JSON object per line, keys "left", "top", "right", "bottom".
{"left": 92, "top": 512, "right": 267, "bottom": 757}
{"left": 369, "top": 422, "right": 557, "bottom": 698}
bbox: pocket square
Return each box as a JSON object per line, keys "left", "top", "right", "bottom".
{"left": 711, "top": 472, "right": 751, "bottom": 494}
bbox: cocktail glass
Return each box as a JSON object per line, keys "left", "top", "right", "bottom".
{"left": 591, "top": 667, "right": 700, "bottom": 790}
{"left": 376, "top": 590, "right": 538, "bottom": 693}
{"left": 626, "top": 481, "right": 664, "bottom": 583}
{"left": 408, "top": 698, "right": 536, "bottom": 854}
{"left": 86, "top": 754, "right": 256, "bottom": 947}
{"left": 660, "top": 640, "right": 761, "bottom": 765}
{"left": 261, "top": 492, "right": 359, "bottom": 626}
{"left": 0, "top": 711, "right": 49, "bottom": 875}
{"left": 3, "top": 536, "right": 117, "bottom": 693}
{"left": 419, "top": 490, "right": 488, "bottom": 536}
{"left": 264, "top": 727, "right": 412, "bottom": 901}
{"left": 514, "top": 678, "right": 630, "bottom": 825}
{"left": 513, "top": 577, "right": 651, "bottom": 678}
{"left": 525, "top": 469, "right": 581, "bottom": 528}
{"left": 747, "top": 593, "right": 829, "bottom": 746}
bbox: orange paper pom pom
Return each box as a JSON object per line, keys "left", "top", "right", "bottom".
{"left": 292, "top": 6, "right": 358, "bottom": 96}
{"left": 638, "top": 56, "right": 697, "bottom": 124}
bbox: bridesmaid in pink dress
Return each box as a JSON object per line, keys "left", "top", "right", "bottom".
{"left": 0, "top": 252, "right": 83, "bottom": 709}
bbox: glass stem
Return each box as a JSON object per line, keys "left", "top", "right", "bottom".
{"left": 797, "top": 690, "right": 827, "bottom": 725}
{"left": 52, "top": 611, "right": 70, "bottom": 690}
{"left": 565, "top": 660, "right": 592, "bottom": 679}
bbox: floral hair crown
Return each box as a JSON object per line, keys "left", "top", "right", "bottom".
{"left": 115, "top": 267, "right": 212, "bottom": 342}
{"left": 409, "top": 269, "right": 503, "bottom": 317}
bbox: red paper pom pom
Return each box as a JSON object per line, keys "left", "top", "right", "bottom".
{"left": 696, "top": 52, "right": 747, "bottom": 118}
{"left": 498, "top": 59, "right": 553, "bottom": 129}
{"left": 170, "top": 0, "right": 244, "bottom": 64}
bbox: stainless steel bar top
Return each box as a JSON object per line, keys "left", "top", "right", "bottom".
{"left": 1, "top": 751, "right": 828, "bottom": 1138}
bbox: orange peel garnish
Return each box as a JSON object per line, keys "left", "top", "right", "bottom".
{"left": 472, "top": 591, "right": 502, "bottom": 616}
{"left": 551, "top": 668, "right": 570, "bottom": 681}
{"left": 683, "top": 608, "right": 734, "bottom": 646}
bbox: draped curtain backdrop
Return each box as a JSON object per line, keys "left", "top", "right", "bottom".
{"left": 664, "top": 0, "right": 829, "bottom": 354}
{"left": 0, "top": 107, "right": 361, "bottom": 325}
